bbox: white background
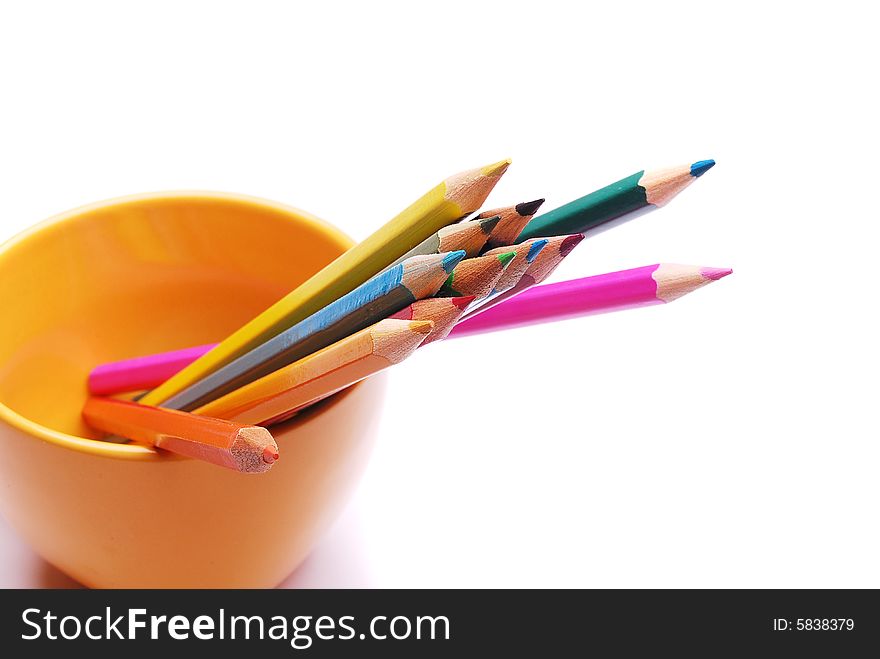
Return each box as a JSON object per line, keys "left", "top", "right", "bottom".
{"left": 1, "top": 1, "right": 878, "bottom": 588}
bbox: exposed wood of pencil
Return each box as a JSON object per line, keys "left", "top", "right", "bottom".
{"left": 141, "top": 159, "right": 510, "bottom": 406}
{"left": 464, "top": 234, "right": 584, "bottom": 317}
{"left": 389, "top": 215, "right": 501, "bottom": 267}
{"left": 389, "top": 295, "right": 474, "bottom": 344}
{"left": 477, "top": 198, "right": 545, "bottom": 250}
{"left": 515, "top": 160, "right": 714, "bottom": 243}
{"left": 82, "top": 397, "right": 279, "bottom": 473}
{"left": 484, "top": 239, "right": 549, "bottom": 294}
{"left": 162, "top": 251, "right": 464, "bottom": 412}
{"left": 193, "top": 319, "right": 433, "bottom": 425}
{"left": 435, "top": 251, "right": 516, "bottom": 299}
{"left": 450, "top": 263, "right": 732, "bottom": 338}
{"left": 464, "top": 239, "right": 549, "bottom": 315}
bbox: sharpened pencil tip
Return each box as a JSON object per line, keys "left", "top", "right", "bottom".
{"left": 700, "top": 266, "right": 733, "bottom": 281}
{"left": 410, "top": 320, "right": 435, "bottom": 334}
{"left": 515, "top": 198, "right": 545, "bottom": 217}
{"left": 452, "top": 295, "right": 476, "bottom": 310}
{"left": 442, "top": 250, "right": 467, "bottom": 273}
{"left": 263, "top": 446, "right": 279, "bottom": 465}
{"left": 690, "top": 159, "right": 715, "bottom": 177}
{"left": 526, "top": 239, "right": 548, "bottom": 263}
{"left": 478, "top": 215, "right": 502, "bottom": 233}
{"left": 483, "top": 158, "right": 512, "bottom": 177}
{"left": 496, "top": 251, "right": 516, "bottom": 267}
{"left": 560, "top": 233, "right": 585, "bottom": 257}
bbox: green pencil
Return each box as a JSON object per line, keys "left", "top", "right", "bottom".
{"left": 515, "top": 160, "right": 714, "bottom": 243}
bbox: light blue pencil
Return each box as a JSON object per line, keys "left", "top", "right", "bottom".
{"left": 161, "top": 250, "right": 466, "bottom": 411}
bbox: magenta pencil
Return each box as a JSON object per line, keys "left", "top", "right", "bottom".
{"left": 88, "top": 344, "right": 216, "bottom": 395}
{"left": 448, "top": 263, "right": 732, "bottom": 338}
{"left": 89, "top": 264, "right": 733, "bottom": 394}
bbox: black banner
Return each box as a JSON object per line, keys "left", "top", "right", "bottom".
{"left": 0, "top": 589, "right": 876, "bottom": 656}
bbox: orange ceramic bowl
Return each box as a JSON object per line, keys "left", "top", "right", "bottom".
{"left": 0, "top": 192, "right": 386, "bottom": 588}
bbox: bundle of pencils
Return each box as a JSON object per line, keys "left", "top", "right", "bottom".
{"left": 83, "top": 158, "right": 730, "bottom": 473}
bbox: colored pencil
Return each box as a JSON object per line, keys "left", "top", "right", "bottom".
{"left": 464, "top": 234, "right": 584, "bottom": 317}
{"left": 517, "top": 234, "right": 586, "bottom": 286}
{"left": 477, "top": 198, "right": 545, "bottom": 250}
{"left": 162, "top": 251, "right": 465, "bottom": 412}
{"left": 450, "top": 264, "right": 732, "bottom": 338}
{"left": 82, "top": 397, "right": 279, "bottom": 473}
{"left": 463, "top": 239, "right": 548, "bottom": 315}
{"left": 141, "top": 159, "right": 510, "bottom": 406}
{"left": 436, "top": 251, "right": 516, "bottom": 299}
{"left": 88, "top": 343, "right": 215, "bottom": 396}
{"left": 389, "top": 296, "right": 474, "bottom": 345}
{"left": 85, "top": 299, "right": 476, "bottom": 396}
{"left": 193, "top": 319, "right": 433, "bottom": 425}
{"left": 515, "top": 160, "right": 715, "bottom": 243}
{"left": 484, "top": 239, "right": 549, "bottom": 295}
{"left": 389, "top": 215, "right": 501, "bottom": 266}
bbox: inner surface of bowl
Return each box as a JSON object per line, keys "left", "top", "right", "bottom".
{"left": 0, "top": 192, "right": 350, "bottom": 445}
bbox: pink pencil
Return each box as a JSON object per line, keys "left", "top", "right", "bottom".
{"left": 87, "top": 264, "right": 731, "bottom": 394}
{"left": 88, "top": 344, "right": 216, "bottom": 396}
{"left": 448, "top": 263, "right": 732, "bottom": 338}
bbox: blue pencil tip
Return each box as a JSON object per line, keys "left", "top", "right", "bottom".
{"left": 526, "top": 239, "right": 548, "bottom": 263}
{"left": 690, "top": 159, "right": 715, "bottom": 177}
{"left": 442, "top": 250, "right": 467, "bottom": 273}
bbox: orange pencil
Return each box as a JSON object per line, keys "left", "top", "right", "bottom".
{"left": 82, "top": 397, "right": 279, "bottom": 473}
{"left": 193, "top": 319, "right": 433, "bottom": 426}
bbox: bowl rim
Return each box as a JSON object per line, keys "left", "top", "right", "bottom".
{"left": 0, "top": 190, "right": 356, "bottom": 460}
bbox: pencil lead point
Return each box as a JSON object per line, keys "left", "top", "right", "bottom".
{"left": 478, "top": 215, "right": 502, "bottom": 233}
{"left": 497, "top": 251, "right": 516, "bottom": 268}
{"left": 559, "top": 233, "right": 585, "bottom": 257}
{"left": 483, "top": 158, "right": 512, "bottom": 177}
{"left": 451, "top": 295, "right": 476, "bottom": 310}
{"left": 690, "top": 159, "right": 715, "bottom": 177}
{"left": 700, "top": 266, "right": 733, "bottom": 281}
{"left": 442, "top": 250, "right": 467, "bottom": 273}
{"left": 410, "top": 320, "right": 434, "bottom": 334}
{"left": 515, "top": 198, "right": 545, "bottom": 217}
{"left": 263, "top": 446, "right": 279, "bottom": 465}
{"left": 526, "top": 239, "right": 548, "bottom": 263}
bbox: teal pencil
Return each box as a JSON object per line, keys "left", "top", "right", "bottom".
{"left": 516, "top": 160, "right": 714, "bottom": 242}
{"left": 161, "top": 251, "right": 466, "bottom": 411}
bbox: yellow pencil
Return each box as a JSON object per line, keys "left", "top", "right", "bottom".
{"left": 141, "top": 159, "right": 510, "bottom": 406}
